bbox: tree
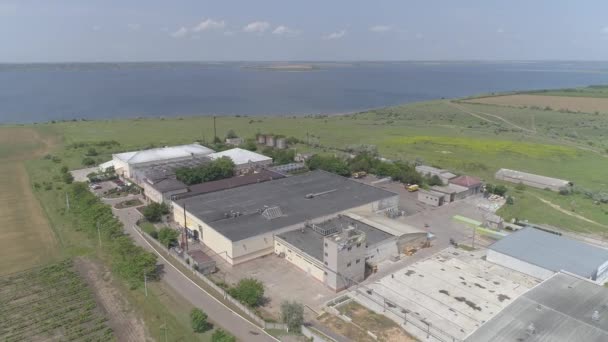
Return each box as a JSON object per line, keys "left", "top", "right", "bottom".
{"left": 427, "top": 175, "right": 443, "bottom": 186}
{"left": 280, "top": 301, "right": 304, "bottom": 332}
{"left": 175, "top": 157, "right": 235, "bottom": 185}
{"left": 506, "top": 196, "right": 514, "bottom": 205}
{"left": 190, "top": 308, "right": 210, "bottom": 333}
{"left": 515, "top": 182, "right": 526, "bottom": 191}
{"left": 225, "top": 129, "right": 238, "bottom": 139}
{"left": 62, "top": 172, "right": 74, "bottom": 184}
{"left": 211, "top": 329, "right": 236, "bottom": 342}
{"left": 60, "top": 165, "right": 69, "bottom": 174}
{"left": 493, "top": 185, "right": 508, "bottom": 197}
{"left": 158, "top": 227, "right": 180, "bottom": 248}
{"left": 143, "top": 202, "right": 170, "bottom": 223}
{"left": 243, "top": 139, "right": 257, "bottom": 151}
{"left": 306, "top": 155, "right": 350, "bottom": 177}
{"left": 348, "top": 152, "right": 378, "bottom": 173}
{"left": 228, "top": 278, "right": 265, "bottom": 307}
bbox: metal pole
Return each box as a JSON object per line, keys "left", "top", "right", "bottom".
{"left": 472, "top": 224, "right": 476, "bottom": 249}
{"left": 97, "top": 221, "right": 102, "bottom": 247}
{"left": 144, "top": 272, "right": 148, "bottom": 297}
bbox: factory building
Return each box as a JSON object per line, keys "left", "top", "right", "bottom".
{"left": 112, "top": 143, "right": 215, "bottom": 183}
{"left": 495, "top": 168, "right": 572, "bottom": 192}
{"left": 465, "top": 272, "right": 608, "bottom": 342}
{"left": 487, "top": 227, "right": 608, "bottom": 283}
{"left": 172, "top": 170, "right": 399, "bottom": 265}
{"left": 415, "top": 165, "right": 457, "bottom": 185}
{"left": 208, "top": 148, "right": 273, "bottom": 174}
{"left": 274, "top": 214, "right": 429, "bottom": 290}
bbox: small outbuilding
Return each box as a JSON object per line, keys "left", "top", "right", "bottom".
{"left": 415, "top": 165, "right": 457, "bottom": 185}
{"left": 418, "top": 189, "right": 446, "bottom": 207}
{"left": 430, "top": 183, "right": 470, "bottom": 202}
{"left": 449, "top": 175, "right": 483, "bottom": 195}
{"left": 487, "top": 227, "right": 608, "bottom": 283}
{"left": 186, "top": 250, "right": 216, "bottom": 275}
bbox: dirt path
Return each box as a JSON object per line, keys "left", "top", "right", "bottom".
{"left": 449, "top": 101, "right": 537, "bottom": 133}
{"left": 74, "top": 257, "right": 150, "bottom": 342}
{"left": 0, "top": 127, "right": 61, "bottom": 275}
{"left": 534, "top": 195, "right": 608, "bottom": 229}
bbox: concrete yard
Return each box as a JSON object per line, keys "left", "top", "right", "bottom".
{"left": 349, "top": 247, "right": 539, "bottom": 341}
{"left": 211, "top": 252, "right": 336, "bottom": 320}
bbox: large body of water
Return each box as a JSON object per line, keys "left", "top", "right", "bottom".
{"left": 2, "top": 61, "right": 608, "bottom": 124}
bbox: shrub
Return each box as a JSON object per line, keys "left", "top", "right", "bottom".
{"left": 82, "top": 157, "right": 96, "bottom": 166}
{"left": 427, "top": 175, "right": 443, "bottom": 186}
{"left": 86, "top": 148, "right": 98, "bottom": 156}
{"left": 62, "top": 172, "right": 74, "bottom": 184}
{"left": 493, "top": 185, "right": 508, "bottom": 197}
{"left": 149, "top": 230, "right": 159, "bottom": 239}
{"left": 176, "top": 157, "right": 235, "bottom": 185}
{"left": 190, "top": 308, "right": 210, "bottom": 333}
{"left": 225, "top": 129, "right": 238, "bottom": 139}
{"left": 515, "top": 182, "right": 526, "bottom": 191}
{"left": 280, "top": 301, "right": 304, "bottom": 333}
{"left": 211, "top": 329, "right": 235, "bottom": 342}
{"left": 559, "top": 186, "right": 573, "bottom": 196}
{"left": 60, "top": 165, "right": 69, "bottom": 174}
{"left": 158, "top": 227, "right": 179, "bottom": 248}
{"left": 228, "top": 278, "right": 264, "bottom": 307}
{"left": 506, "top": 196, "right": 514, "bottom": 205}
{"left": 143, "top": 202, "right": 170, "bottom": 223}
{"left": 306, "top": 155, "right": 350, "bottom": 177}
{"left": 243, "top": 139, "right": 257, "bottom": 151}
{"left": 51, "top": 156, "right": 62, "bottom": 163}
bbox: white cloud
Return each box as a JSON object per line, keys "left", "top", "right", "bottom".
{"left": 370, "top": 25, "right": 390, "bottom": 33}
{"left": 92, "top": 25, "right": 101, "bottom": 32}
{"left": 192, "top": 18, "right": 225, "bottom": 32}
{"left": 127, "top": 23, "right": 141, "bottom": 31}
{"left": 243, "top": 21, "right": 270, "bottom": 33}
{"left": 497, "top": 28, "right": 505, "bottom": 34}
{"left": 323, "top": 30, "right": 346, "bottom": 40}
{"left": 171, "top": 27, "right": 188, "bottom": 38}
{"left": 272, "top": 25, "right": 299, "bottom": 36}
{"left": 602, "top": 26, "right": 608, "bottom": 34}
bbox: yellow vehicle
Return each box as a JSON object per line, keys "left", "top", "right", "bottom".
{"left": 352, "top": 171, "right": 367, "bottom": 179}
{"left": 406, "top": 184, "right": 419, "bottom": 192}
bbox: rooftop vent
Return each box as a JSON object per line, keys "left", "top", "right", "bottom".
{"left": 312, "top": 223, "right": 338, "bottom": 236}
{"left": 305, "top": 189, "right": 337, "bottom": 199}
{"left": 592, "top": 310, "right": 600, "bottom": 322}
{"left": 526, "top": 323, "right": 536, "bottom": 336}
{"left": 262, "top": 206, "right": 283, "bottom": 220}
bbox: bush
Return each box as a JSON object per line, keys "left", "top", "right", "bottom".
{"left": 51, "top": 156, "right": 62, "bottom": 163}
{"left": 82, "top": 157, "right": 96, "bottom": 166}
{"left": 86, "top": 148, "right": 98, "bottom": 156}
{"left": 306, "top": 155, "right": 350, "bottom": 177}
{"left": 158, "top": 227, "right": 179, "bottom": 248}
{"left": 243, "top": 139, "right": 257, "bottom": 151}
{"left": 228, "top": 278, "right": 264, "bottom": 307}
{"left": 506, "top": 196, "right": 514, "bottom": 205}
{"left": 190, "top": 308, "right": 210, "bottom": 333}
{"left": 280, "top": 301, "right": 304, "bottom": 333}
{"left": 493, "top": 185, "right": 508, "bottom": 196}
{"left": 60, "top": 165, "right": 69, "bottom": 174}
{"left": 262, "top": 147, "right": 295, "bottom": 165}
{"left": 515, "top": 182, "right": 526, "bottom": 191}
{"left": 149, "top": 230, "right": 159, "bottom": 239}
{"left": 427, "top": 175, "right": 443, "bottom": 186}
{"left": 225, "top": 129, "right": 238, "bottom": 139}
{"left": 559, "top": 186, "right": 573, "bottom": 196}
{"left": 211, "top": 329, "right": 235, "bottom": 342}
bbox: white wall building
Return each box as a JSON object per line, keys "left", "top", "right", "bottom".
{"left": 208, "top": 148, "right": 273, "bottom": 174}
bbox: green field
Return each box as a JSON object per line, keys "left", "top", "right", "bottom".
{"left": 527, "top": 85, "right": 608, "bottom": 98}
{"left": 0, "top": 261, "right": 113, "bottom": 341}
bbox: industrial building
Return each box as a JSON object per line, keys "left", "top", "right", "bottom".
{"left": 415, "top": 165, "right": 457, "bottom": 185}
{"left": 495, "top": 168, "right": 572, "bottom": 191}
{"left": 208, "top": 148, "right": 273, "bottom": 174}
{"left": 172, "top": 170, "right": 399, "bottom": 265}
{"left": 274, "top": 214, "right": 428, "bottom": 290}
{"left": 112, "top": 143, "right": 215, "bottom": 183}
{"left": 465, "top": 272, "right": 608, "bottom": 342}
{"left": 449, "top": 175, "right": 483, "bottom": 195}
{"left": 487, "top": 227, "right": 608, "bottom": 283}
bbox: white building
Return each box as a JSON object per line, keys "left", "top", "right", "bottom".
{"left": 208, "top": 148, "right": 273, "bottom": 174}
{"left": 495, "top": 168, "right": 572, "bottom": 192}
{"left": 415, "top": 165, "right": 457, "bottom": 185}
{"left": 112, "top": 143, "right": 214, "bottom": 182}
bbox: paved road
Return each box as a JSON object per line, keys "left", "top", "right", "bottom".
{"left": 107, "top": 197, "right": 277, "bottom": 342}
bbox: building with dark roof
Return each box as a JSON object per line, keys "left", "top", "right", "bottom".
{"left": 465, "top": 272, "right": 608, "bottom": 342}
{"left": 172, "top": 170, "right": 399, "bottom": 265}
{"left": 487, "top": 227, "right": 608, "bottom": 283}
{"left": 449, "top": 175, "right": 483, "bottom": 195}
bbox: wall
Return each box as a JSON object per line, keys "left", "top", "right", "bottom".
{"left": 274, "top": 238, "right": 325, "bottom": 282}
{"left": 112, "top": 156, "right": 130, "bottom": 178}
{"left": 486, "top": 249, "right": 554, "bottom": 280}
{"left": 365, "top": 238, "right": 398, "bottom": 265}
{"left": 324, "top": 234, "right": 366, "bottom": 291}
{"left": 417, "top": 191, "right": 443, "bottom": 206}
{"left": 143, "top": 182, "right": 188, "bottom": 204}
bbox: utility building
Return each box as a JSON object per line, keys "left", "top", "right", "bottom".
{"left": 173, "top": 170, "right": 398, "bottom": 265}
{"left": 487, "top": 228, "right": 608, "bottom": 283}
{"left": 495, "top": 168, "right": 572, "bottom": 191}
{"left": 415, "top": 165, "right": 457, "bottom": 185}
{"left": 208, "top": 148, "right": 273, "bottom": 174}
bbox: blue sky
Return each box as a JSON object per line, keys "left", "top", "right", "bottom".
{"left": 1, "top": 0, "right": 608, "bottom": 62}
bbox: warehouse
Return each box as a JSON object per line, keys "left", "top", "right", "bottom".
{"left": 449, "top": 175, "right": 483, "bottom": 196}
{"left": 495, "top": 168, "right": 572, "bottom": 191}
{"left": 465, "top": 272, "right": 608, "bottom": 342}
{"left": 208, "top": 148, "right": 273, "bottom": 174}
{"left": 173, "top": 170, "right": 399, "bottom": 265}
{"left": 415, "top": 165, "right": 457, "bottom": 185}
{"left": 487, "top": 227, "right": 608, "bottom": 283}
{"left": 112, "top": 143, "right": 215, "bottom": 183}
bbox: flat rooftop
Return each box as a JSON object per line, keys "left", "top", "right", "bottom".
{"left": 176, "top": 170, "right": 397, "bottom": 241}
{"left": 276, "top": 215, "right": 395, "bottom": 262}
{"left": 465, "top": 272, "right": 608, "bottom": 342}
{"left": 173, "top": 170, "right": 284, "bottom": 200}
{"left": 495, "top": 168, "right": 571, "bottom": 187}
{"left": 208, "top": 148, "right": 272, "bottom": 165}
{"left": 489, "top": 227, "right": 608, "bottom": 278}
{"left": 114, "top": 143, "right": 214, "bottom": 165}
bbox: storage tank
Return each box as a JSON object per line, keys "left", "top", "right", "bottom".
{"left": 256, "top": 134, "right": 266, "bottom": 144}
{"left": 276, "top": 137, "right": 287, "bottom": 149}
{"left": 265, "top": 135, "right": 275, "bottom": 147}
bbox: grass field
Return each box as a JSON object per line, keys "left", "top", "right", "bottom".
{"left": 0, "top": 260, "right": 113, "bottom": 341}
{"left": 0, "top": 127, "right": 60, "bottom": 275}
{"left": 464, "top": 94, "right": 608, "bottom": 114}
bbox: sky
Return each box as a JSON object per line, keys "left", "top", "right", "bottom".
{"left": 1, "top": 0, "right": 608, "bottom": 62}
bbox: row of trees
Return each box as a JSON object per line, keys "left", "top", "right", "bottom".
{"left": 261, "top": 147, "right": 295, "bottom": 165}
{"left": 68, "top": 183, "right": 157, "bottom": 288}
{"left": 175, "top": 157, "right": 236, "bottom": 185}
{"left": 142, "top": 202, "right": 170, "bottom": 222}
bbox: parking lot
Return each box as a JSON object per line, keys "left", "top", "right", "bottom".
{"left": 349, "top": 247, "right": 539, "bottom": 341}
